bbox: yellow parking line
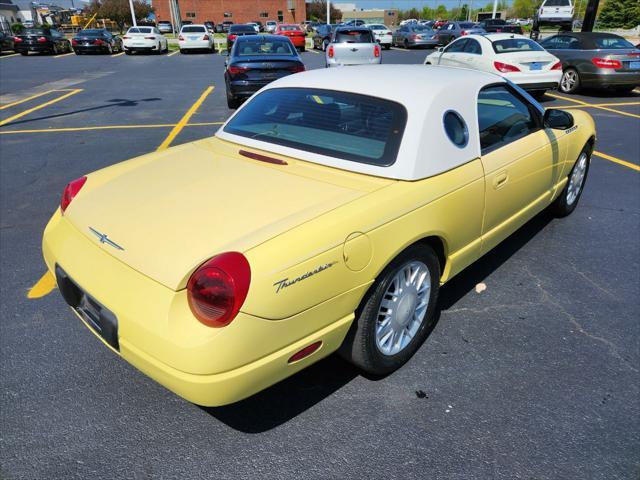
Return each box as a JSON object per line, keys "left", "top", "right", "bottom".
{"left": 111, "top": 52, "right": 125, "bottom": 57}
{"left": 305, "top": 49, "right": 321, "bottom": 54}
{"left": 156, "top": 86, "right": 215, "bottom": 150}
{"left": 390, "top": 47, "right": 411, "bottom": 52}
{"left": 0, "top": 89, "right": 82, "bottom": 127}
{"left": 0, "top": 121, "right": 224, "bottom": 134}
{"left": 27, "top": 271, "right": 56, "bottom": 299}
{"left": 55, "top": 52, "right": 75, "bottom": 58}
{"left": 167, "top": 50, "right": 179, "bottom": 57}
{"left": 593, "top": 151, "right": 640, "bottom": 172}
{"left": 0, "top": 53, "right": 20, "bottom": 59}
{"left": 0, "top": 89, "right": 58, "bottom": 110}
{"left": 552, "top": 101, "right": 640, "bottom": 109}
{"left": 546, "top": 92, "right": 640, "bottom": 119}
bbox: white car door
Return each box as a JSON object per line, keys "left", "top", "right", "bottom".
{"left": 458, "top": 37, "right": 485, "bottom": 70}
{"left": 438, "top": 38, "right": 468, "bottom": 67}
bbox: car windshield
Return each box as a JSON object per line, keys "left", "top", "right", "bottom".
{"left": 128, "top": 27, "right": 152, "bottom": 33}
{"left": 369, "top": 24, "right": 387, "bottom": 30}
{"left": 593, "top": 36, "right": 635, "bottom": 49}
{"left": 224, "top": 88, "right": 407, "bottom": 166}
{"left": 182, "top": 26, "right": 206, "bottom": 33}
{"left": 335, "top": 30, "right": 373, "bottom": 43}
{"left": 410, "top": 26, "right": 432, "bottom": 32}
{"left": 78, "top": 29, "right": 105, "bottom": 36}
{"left": 279, "top": 25, "right": 301, "bottom": 31}
{"left": 492, "top": 38, "right": 545, "bottom": 53}
{"left": 236, "top": 39, "right": 296, "bottom": 55}
{"left": 459, "top": 22, "right": 475, "bottom": 29}
{"left": 543, "top": 0, "right": 570, "bottom": 5}
{"left": 230, "top": 26, "right": 255, "bottom": 32}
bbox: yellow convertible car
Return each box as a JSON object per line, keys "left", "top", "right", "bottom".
{"left": 43, "top": 66, "right": 596, "bottom": 406}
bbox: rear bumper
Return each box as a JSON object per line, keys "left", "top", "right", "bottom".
{"left": 507, "top": 70, "right": 562, "bottom": 90}
{"left": 42, "top": 210, "right": 360, "bottom": 406}
{"left": 14, "top": 44, "right": 52, "bottom": 53}
{"left": 581, "top": 71, "right": 640, "bottom": 88}
{"left": 228, "top": 79, "right": 277, "bottom": 97}
{"left": 537, "top": 16, "right": 573, "bottom": 23}
{"left": 73, "top": 45, "right": 110, "bottom": 53}
{"left": 326, "top": 57, "right": 382, "bottom": 67}
{"left": 178, "top": 41, "right": 211, "bottom": 50}
{"left": 124, "top": 41, "right": 159, "bottom": 51}
{"left": 288, "top": 37, "right": 306, "bottom": 47}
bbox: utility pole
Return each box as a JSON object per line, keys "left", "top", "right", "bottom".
{"left": 491, "top": 0, "right": 498, "bottom": 18}
{"left": 326, "top": 0, "right": 330, "bottom": 24}
{"left": 128, "top": 0, "right": 136, "bottom": 26}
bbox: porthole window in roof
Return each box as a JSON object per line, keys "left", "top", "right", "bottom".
{"left": 443, "top": 110, "right": 468, "bottom": 148}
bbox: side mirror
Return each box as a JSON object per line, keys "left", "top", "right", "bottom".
{"left": 544, "top": 109, "right": 574, "bottom": 130}
{"left": 437, "top": 47, "right": 444, "bottom": 52}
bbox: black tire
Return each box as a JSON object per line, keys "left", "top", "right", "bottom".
{"left": 559, "top": 67, "right": 580, "bottom": 94}
{"left": 226, "top": 89, "right": 240, "bottom": 109}
{"left": 322, "top": 39, "right": 328, "bottom": 51}
{"left": 384, "top": 44, "right": 390, "bottom": 50}
{"left": 613, "top": 86, "right": 635, "bottom": 94}
{"left": 404, "top": 39, "right": 410, "bottom": 49}
{"left": 300, "top": 45, "right": 305, "bottom": 52}
{"left": 125, "top": 49, "right": 132, "bottom": 55}
{"left": 549, "top": 144, "right": 591, "bottom": 217}
{"left": 530, "top": 90, "right": 547, "bottom": 100}
{"left": 179, "top": 49, "right": 185, "bottom": 54}
{"left": 338, "top": 243, "right": 441, "bottom": 375}
{"left": 20, "top": 52, "right": 28, "bottom": 56}
{"left": 73, "top": 49, "right": 81, "bottom": 55}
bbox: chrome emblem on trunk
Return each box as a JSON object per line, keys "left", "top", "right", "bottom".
{"left": 89, "top": 227, "right": 125, "bottom": 251}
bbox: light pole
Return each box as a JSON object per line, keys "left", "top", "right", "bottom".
{"left": 491, "top": 0, "right": 498, "bottom": 18}
{"left": 326, "top": 0, "right": 330, "bottom": 24}
{"left": 128, "top": 0, "right": 137, "bottom": 26}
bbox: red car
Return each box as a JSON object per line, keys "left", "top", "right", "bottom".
{"left": 274, "top": 24, "right": 306, "bottom": 51}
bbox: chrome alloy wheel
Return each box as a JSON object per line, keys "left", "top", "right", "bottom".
{"left": 567, "top": 152, "right": 588, "bottom": 205}
{"left": 560, "top": 70, "right": 577, "bottom": 92}
{"left": 375, "top": 261, "right": 431, "bottom": 356}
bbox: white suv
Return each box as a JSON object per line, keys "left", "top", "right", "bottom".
{"left": 535, "top": 0, "right": 574, "bottom": 30}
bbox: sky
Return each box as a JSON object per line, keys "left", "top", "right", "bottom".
{"left": 334, "top": 0, "right": 509, "bottom": 9}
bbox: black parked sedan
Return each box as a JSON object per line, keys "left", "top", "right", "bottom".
{"left": 540, "top": 32, "right": 640, "bottom": 94}
{"left": 227, "top": 24, "right": 258, "bottom": 50}
{"left": 224, "top": 35, "right": 305, "bottom": 109}
{"left": 72, "top": 29, "right": 123, "bottom": 54}
{"left": 13, "top": 28, "right": 71, "bottom": 55}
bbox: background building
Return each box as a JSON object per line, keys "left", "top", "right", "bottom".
{"left": 338, "top": 7, "right": 399, "bottom": 26}
{"left": 154, "top": 0, "right": 307, "bottom": 25}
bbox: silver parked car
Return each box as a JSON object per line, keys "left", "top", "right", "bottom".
{"left": 392, "top": 24, "right": 438, "bottom": 49}
{"left": 326, "top": 27, "right": 381, "bottom": 67}
{"left": 434, "top": 21, "right": 485, "bottom": 46}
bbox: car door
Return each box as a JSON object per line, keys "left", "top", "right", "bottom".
{"left": 458, "top": 37, "right": 483, "bottom": 69}
{"left": 478, "top": 84, "right": 564, "bottom": 253}
{"left": 437, "top": 38, "right": 467, "bottom": 67}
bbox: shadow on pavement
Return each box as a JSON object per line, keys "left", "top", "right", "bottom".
{"left": 204, "top": 210, "right": 555, "bottom": 432}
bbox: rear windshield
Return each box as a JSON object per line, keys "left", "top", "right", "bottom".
{"left": 128, "top": 27, "right": 152, "bottom": 33}
{"left": 78, "top": 29, "right": 105, "bottom": 36}
{"left": 182, "top": 26, "right": 206, "bottom": 33}
{"left": 459, "top": 22, "right": 476, "bottom": 29}
{"left": 369, "top": 24, "right": 387, "bottom": 30}
{"left": 410, "top": 26, "right": 433, "bottom": 32}
{"left": 543, "top": 0, "right": 571, "bottom": 5}
{"left": 224, "top": 88, "right": 407, "bottom": 166}
{"left": 279, "top": 25, "right": 302, "bottom": 31}
{"left": 158, "top": 21, "right": 171, "bottom": 24}
{"left": 335, "top": 30, "right": 373, "bottom": 43}
{"left": 593, "top": 36, "right": 635, "bottom": 49}
{"left": 23, "top": 28, "right": 48, "bottom": 35}
{"left": 236, "top": 39, "right": 296, "bottom": 55}
{"left": 492, "top": 38, "right": 545, "bottom": 53}
{"left": 230, "top": 25, "right": 255, "bottom": 32}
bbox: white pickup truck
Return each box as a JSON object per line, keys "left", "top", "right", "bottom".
{"left": 326, "top": 27, "right": 382, "bottom": 67}
{"left": 535, "top": 0, "right": 574, "bottom": 30}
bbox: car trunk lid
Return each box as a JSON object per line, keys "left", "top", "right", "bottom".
{"left": 64, "top": 137, "right": 392, "bottom": 291}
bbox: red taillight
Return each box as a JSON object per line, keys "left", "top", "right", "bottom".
{"left": 71, "top": 39, "right": 78, "bottom": 45}
{"left": 494, "top": 61, "right": 521, "bottom": 73}
{"left": 288, "top": 341, "right": 322, "bottom": 363}
{"left": 178, "top": 35, "right": 184, "bottom": 41}
{"left": 592, "top": 57, "right": 621, "bottom": 69}
{"left": 37, "top": 36, "right": 47, "bottom": 43}
{"left": 203, "top": 34, "right": 209, "bottom": 40}
{"left": 374, "top": 44, "right": 380, "bottom": 57}
{"left": 411, "top": 34, "right": 418, "bottom": 40}
{"left": 14, "top": 36, "right": 22, "bottom": 43}
{"left": 227, "top": 65, "right": 249, "bottom": 74}
{"left": 288, "top": 64, "right": 305, "bottom": 73}
{"left": 123, "top": 36, "right": 130, "bottom": 39}
{"left": 94, "top": 39, "right": 104, "bottom": 45}
{"left": 187, "top": 252, "right": 251, "bottom": 328}
{"left": 328, "top": 45, "right": 334, "bottom": 58}
{"left": 229, "top": 34, "right": 237, "bottom": 41}
{"left": 60, "top": 176, "right": 87, "bottom": 213}
{"left": 144, "top": 36, "right": 156, "bottom": 40}
{"left": 551, "top": 61, "right": 562, "bottom": 70}
{"left": 461, "top": 30, "right": 469, "bottom": 36}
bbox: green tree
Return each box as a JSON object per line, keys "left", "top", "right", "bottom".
{"left": 306, "top": 0, "right": 342, "bottom": 23}
{"left": 598, "top": 0, "right": 640, "bottom": 28}
{"left": 435, "top": 5, "right": 449, "bottom": 19}
{"left": 512, "top": 0, "right": 536, "bottom": 18}
{"left": 86, "top": 0, "right": 153, "bottom": 32}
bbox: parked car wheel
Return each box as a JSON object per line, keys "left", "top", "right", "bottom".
{"left": 125, "top": 49, "right": 132, "bottom": 55}
{"left": 226, "top": 90, "right": 240, "bottom": 109}
{"left": 613, "top": 86, "right": 635, "bottom": 94}
{"left": 549, "top": 145, "right": 591, "bottom": 217}
{"left": 404, "top": 39, "right": 410, "bottom": 49}
{"left": 322, "top": 39, "right": 328, "bottom": 51}
{"left": 530, "top": 90, "right": 547, "bottom": 100}
{"left": 559, "top": 68, "right": 580, "bottom": 94}
{"left": 338, "top": 243, "right": 440, "bottom": 375}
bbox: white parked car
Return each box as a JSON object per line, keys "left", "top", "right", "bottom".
{"left": 534, "top": 0, "right": 574, "bottom": 30}
{"left": 178, "top": 24, "right": 215, "bottom": 53}
{"left": 265, "top": 21, "right": 278, "bottom": 33}
{"left": 122, "top": 26, "right": 168, "bottom": 55}
{"left": 368, "top": 24, "right": 392, "bottom": 50}
{"left": 327, "top": 27, "right": 381, "bottom": 67}
{"left": 247, "top": 22, "right": 260, "bottom": 33}
{"left": 425, "top": 34, "right": 562, "bottom": 98}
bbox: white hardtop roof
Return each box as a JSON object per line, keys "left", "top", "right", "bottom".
{"left": 474, "top": 33, "right": 532, "bottom": 41}
{"left": 217, "top": 65, "right": 508, "bottom": 181}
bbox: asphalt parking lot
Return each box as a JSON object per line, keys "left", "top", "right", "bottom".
{"left": 0, "top": 47, "right": 638, "bottom": 479}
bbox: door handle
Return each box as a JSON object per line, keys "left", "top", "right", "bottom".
{"left": 493, "top": 172, "right": 508, "bottom": 189}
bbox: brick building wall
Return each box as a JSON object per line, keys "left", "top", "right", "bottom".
{"left": 154, "top": 0, "right": 307, "bottom": 25}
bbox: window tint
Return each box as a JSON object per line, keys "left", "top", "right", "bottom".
{"left": 492, "top": 38, "right": 544, "bottom": 53}
{"left": 224, "top": 88, "right": 407, "bottom": 166}
{"left": 229, "top": 25, "right": 253, "bottom": 33}
{"left": 236, "top": 39, "right": 295, "bottom": 55}
{"left": 79, "top": 29, "right": 104, "bottom": 36}
{"left": 335, "top": 30, "right": 373, "bottom": 43}
{"left": 477, "top": 86, "right": 540, "bottom": 153}
{"left": 556, "top": 36, "right": 581, "bottom": 49}
{"left": 279, "top": 25, "right": 302, "bottom": 31}
{"left": 443, "top": 111, "right": 468, "bottom": 147}
{"left": 445, "top": 39, "right": 467, "bottom": 53}
{"left": 463, "top": 39, "right": 482, "bottom": 54}
{"left": 593, "top": 36, "right": 634, "bottom": 49}
{"left": 129, "top": 27, "right": 153, "bottom": 33}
